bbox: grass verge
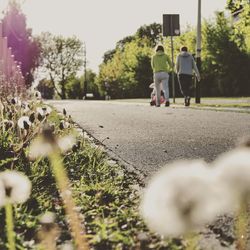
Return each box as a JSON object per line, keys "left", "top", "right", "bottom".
{"left": 0, "top": 104, "right": 184, "bottom": 249}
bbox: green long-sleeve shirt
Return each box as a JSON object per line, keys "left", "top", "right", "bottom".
{"left": 151, "top": 51, "right": 171, "bottom": 73}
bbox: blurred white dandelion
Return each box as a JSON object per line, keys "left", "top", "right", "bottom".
{"left": 57, "top": 135, "right": 76, "bottom": 152}
{"left": 29, "top": 126, "right": 76, "bottom": 160}
{"left": 40, "top": 212, "right": 56, "bottom": 224}
{"left": 0, "top": 180, "right": 6, "bottom": 207}
{"left": 213, "top": 147, "right": 250, "bottom": 202}
{"left": 140, "top": 160, "right": 231, "bottom": 237}
{"left": 60, "top": 242, "right": 74, "bottom": 250}
{"left": 0, "top": 170, "right": 31, "bottom": 204}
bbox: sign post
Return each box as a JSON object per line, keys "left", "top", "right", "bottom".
{"left": 163, "top": 14, "right": 180, "bottom": 103}
{"left": 83, "top": 42, "right": 87, "bottom": 99}
{"left": 195, "top": 0, "right": 201, "bottom": 103}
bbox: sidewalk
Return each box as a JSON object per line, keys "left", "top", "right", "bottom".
{"left": 112, "top": 97, "right": 250, "bottom": 113}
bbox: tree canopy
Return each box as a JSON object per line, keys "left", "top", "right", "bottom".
{"left": 38, "top": 32, "right": 83, "bottom": 99}
{"left": 2, "top": 0, "right": 40, "bottom": 86}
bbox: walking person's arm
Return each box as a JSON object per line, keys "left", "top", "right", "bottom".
{"left": 192, "top": 58, "right": 201, "bottom": 81}
{"left": 151, "top": 56, "right": 155, "bottom": 72}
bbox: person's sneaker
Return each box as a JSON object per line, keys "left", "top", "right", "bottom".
{"left": 185, "top": 96, "right": 191, "bottom": 106}
{"left": 156, "top": 104, "right": 160, "bottom": 107}
{"left": 165, "top": 101, "right": 170, "bottom": 107}
{"left": 184, "top": 97, "right": 188, "bottom": 106}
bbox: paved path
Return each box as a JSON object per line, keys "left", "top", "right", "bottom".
{"left": 48, "top": 100, "right": 250, "bottom": 175}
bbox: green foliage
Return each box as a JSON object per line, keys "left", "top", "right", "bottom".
{"left": 65, "top": 70, "right": 98, "bottom": 99}
{"left": 97, "top": 38, "right": 153, "bottom": 98}
{"left": 36, "top": 79, "right": 55, "bottom": 99}
{"left": 202, "top": 12, "right": 250, "bottom": 96}
{"left": 135, "top": 23, "right": 163, "bottom": 47}
{"left": 163, "top": 26, "right": 196, "bottom": 60}
{"left": 65, "top": 77, "right": 83, "bottom": 99}
{"left": 38, "top": 32, "right": 84, "bottom": 99}
{"left": 231, "top": 1, "right": 250, "bottom": 53}
{"left": 226, "top": 0, "right": 246, "bottom": 13}
{"left": 96, "top": 23, "right": 165, "bottom": 99}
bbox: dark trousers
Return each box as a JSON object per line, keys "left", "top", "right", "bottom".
{"left": 178, "top": 74, "right": 193, "bottom": 97}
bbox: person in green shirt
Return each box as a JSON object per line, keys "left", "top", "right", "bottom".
{"left": 151, "top": 45, "right": 171, "bottom": 107}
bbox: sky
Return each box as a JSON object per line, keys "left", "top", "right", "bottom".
{"left": 0, "top": 0, "right": 228, "bottom": 73}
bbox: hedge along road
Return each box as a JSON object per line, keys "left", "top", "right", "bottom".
{"left": 48, "top": 100, "right": 250, "bottom": 176}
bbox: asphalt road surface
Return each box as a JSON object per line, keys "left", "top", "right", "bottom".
{"left": 48, "top": 100, "right": 250, "bottom": 175}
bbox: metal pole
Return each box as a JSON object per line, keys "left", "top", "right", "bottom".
{"left": 195, "top": 0, "right": 201, "bottom": 103}
{"left": 170, "top": 16, "right": 175, "bottom": 103}
{"left": 83, "top": 42, "right": 87, "bottom": 99}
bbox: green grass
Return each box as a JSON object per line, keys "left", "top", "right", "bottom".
{"left": 110, "top": 97, "right": 250, "bottom": 109}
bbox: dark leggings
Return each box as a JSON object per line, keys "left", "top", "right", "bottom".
{"left": 178, "top": 74, "right": 193, "bottom": 97}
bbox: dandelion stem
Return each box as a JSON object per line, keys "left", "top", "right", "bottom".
{"left": 5, "top": 202, "right": 15, "bottom": 250}
{"left": 185, "top": 232, "right": 198, "bottom": 250}
{"left": 235, "top": 200, "right": 248, "bottom": 250}
{"left": 49, "top": 151, "right": 89, "bottom": 250}
{"left": 0, "top": 105, "right": 4, "bottom": 134}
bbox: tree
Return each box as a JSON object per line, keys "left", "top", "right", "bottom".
{"left": 65, "top": 70, "right": 98, "bottom": 99}
{"left": 136, "top": 23, "right": 162, "bottom": 47}
{"left": 202, "top": 12, "right": 250, "bottom": 96}
{"left": 227, "top": 0, "right": 250, "bottom": 53}
{"left": 36, "top": 79, "right": 54, "bottom": 99}
{"left": 2, "top": 0, "right": 40, "bottom": 86}
{"left": 38, "top": 32, "right": 83, "bottom": 99}
{"left": 226, "top": 0, "right": 247, "bottom": 13}
{"left": 97, "top": 38, "right": 152, "bottom": 98}
{"left": 116, "top": 35, "right": 135, "bottom": 51}
{"left": 103, "top": 49, "right": 116, "bottom": 63}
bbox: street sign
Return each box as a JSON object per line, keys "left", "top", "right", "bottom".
{"left": 162, "top": 14, "right": 180, "bottom": 37}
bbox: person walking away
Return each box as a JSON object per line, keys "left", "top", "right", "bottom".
{"left": 151, "top": 45, "right": 171, "bottom": 107}
{"left": 175, "top": 46, "right": 201, "bottom": 106}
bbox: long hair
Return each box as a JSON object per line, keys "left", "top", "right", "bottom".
{"left": 156, "top": 45, "right": 164, "bottom": 52}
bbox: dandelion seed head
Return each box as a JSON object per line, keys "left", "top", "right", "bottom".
{"left": 29, "top": 124, "right": 76, "bottom": 159}
{"left": 21, "top": 101, "right": 30, "bottom": 113}
{"left": 60, "top": 242, "right": 74, "bottom": 250}
{"left": 213, "top": 148, "right": 250, "bottom": 199}
{"left": 29, "top": 112, "right": 36, "bottom": 123}
{"left": 34, "top": 91, "right": 42, "bottom": 99}
{"left": 36, "top": 107, "right": 46, "bottom": 117}
{"left": 17, "top": 116, "right": 31, "bottom": 129}
{"left": 0, "top": 171, "right": 31, "bottom": 204}
{"left": 57, "top": 135, "right": 76, "bottom": 152}
{"left": 140, "top": 160, "right": 229, "bottom": 237}
{"left": 40, "top": 212, "right": 56, "bottom": 224}
{"left": 0, "top": 180, "right": 6, "bottom": 207}
{"left": 29, "top": 137, "right": 54, "bottom": 160}
{"left": 11, "top": 97, "right": 22, "bottom": 106}
{"left": 59, "top": 120, "right": 70, "bottom": 130}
